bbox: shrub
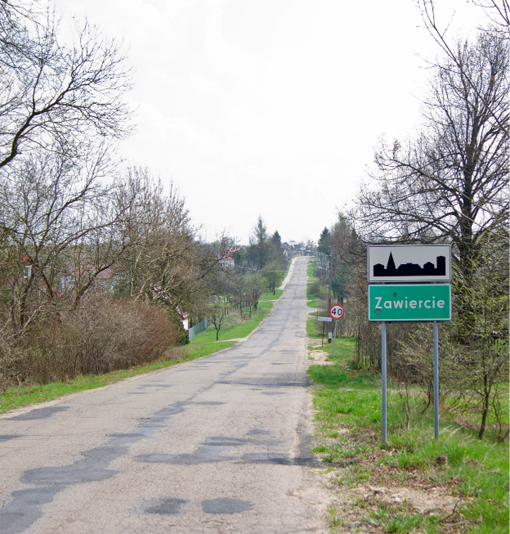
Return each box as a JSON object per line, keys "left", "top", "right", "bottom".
{"left": 0, "top": 295, "right": 179, "bottom": 387}
{"left": 309, "top": 280, "right": 321, "bottom": 298}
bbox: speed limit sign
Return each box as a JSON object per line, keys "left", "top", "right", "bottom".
{"left": 329, "top": 304, "right": 345, "bottom": 320}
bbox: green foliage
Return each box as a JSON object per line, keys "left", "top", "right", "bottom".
{"left": 308, "top": 280, "right": 321, "bottom": 298}
{"left": 171, "top": 310, "right": 190, "bottom": 345}
{"left": 382, "top": 512, "right": 423, "bottom": 533}
{"left": 306, "top": 261, "right": 327, "bottom": 309}
{"left": 331, "top": 263, "right": 351, "bottom": 302}
{"left": 261, "top": 260, "right": 284, "bottom": 294}
{"left": 245, "top": 216, "right": 287, "bottom": 273}
{"left": 307, "top": 297, "right": 323, "bottom": 309}
{"left": 318, "top": 227, "right": 331, "bottom": 255}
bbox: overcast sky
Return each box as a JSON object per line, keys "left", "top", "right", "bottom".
{"left": 54, "top": 0, "right": 483, "bottom": 245}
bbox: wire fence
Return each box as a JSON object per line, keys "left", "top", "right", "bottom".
{"left": 188, "top": 319, "right": 208, "bottom": 342}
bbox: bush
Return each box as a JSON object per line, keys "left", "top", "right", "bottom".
{"left": 0, "top": 295, "right": 179, "bottom": 387}
{"left": 309, "top": 280, "right": 321, "bottom": 298}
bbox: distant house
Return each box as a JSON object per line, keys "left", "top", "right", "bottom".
{"left": 218, "top": 248, "right": 239, "bottom": 268}
{"left": 177, "top": 309, "right": 190, "bottom": 331}
{"left": 60, "top": 264, "right": 117, "bottom": 292}
{"left": 149, "top": 285, "right": 190, "bottom": 331}
{"left": 18, "top": 256, "right": 56, "bottom": 294}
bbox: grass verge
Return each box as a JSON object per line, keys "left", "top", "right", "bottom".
{"left": 260, "top": 289, "right": 283, "bottom": 302}
{"left": 308, "top": 338, "right": 509, "bottom": 534}
{"left": 307, "top": 315, "right": 324, "bottom": 339}
{"left": 307, "top": 260, "right": 324, "bottom": 309}
{"left": 307, "top": 259, "right": 317, "bottom": 277}
{"left": 0, "top": 344, "right": 235, "bottom": 415}
{"left": 0, "top": 290, "right": 280, "bottom": 415}
{"left": 186, "top": 300, "right": 274, "bottom": 344}
{"left": 307, "top": 297, "right": 323, "bottom": 309}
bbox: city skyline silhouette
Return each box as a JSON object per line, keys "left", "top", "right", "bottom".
{"left": 373, "top": 252, "right": 446, "bottom": 278}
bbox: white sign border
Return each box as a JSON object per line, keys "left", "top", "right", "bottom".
{"left": 367, "top": 244, "right": 452, "bottom": 284}
{"left": 368, "top": 284, "right": 452, "bottom": 322}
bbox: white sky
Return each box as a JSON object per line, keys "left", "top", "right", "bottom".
{"left": 54, "top": 0, "right": 483, "bottom": 245}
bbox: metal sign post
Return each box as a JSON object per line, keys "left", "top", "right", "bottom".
{"left": 332, "top": 320, "right": 338, "bottom": 358}
{"left": 381, "top": 322, "right": 387, "bottom": 448}
{"left": 329, "top": 304, "right": 345, "bottom": 359}
{"left": 317, "top": 316, "right": 333, "bottom": 347}
{"left": 433, "top": 321, "right": 439, "bottom": 439}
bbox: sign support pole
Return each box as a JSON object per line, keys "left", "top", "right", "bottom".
{"left": 381, "top": 322, "right": 387, "bottom": 448}
{"left": 332, "top": 320, "right": 337, "bottom": 358}
{"left": 433, "top": 321, "right": 439, "bottom": 439}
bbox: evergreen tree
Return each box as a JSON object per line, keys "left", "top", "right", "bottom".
{"left": 317, "top": 227, "right": 331, "bottom": 255}
{"left": 246, "top": 216, "right": 271, "bottom": 270}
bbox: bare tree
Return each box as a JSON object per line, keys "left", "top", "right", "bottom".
{"left": 0, "top": 0, "right": 132, "bottom": 171}
{"left": 417, "top": 0, "right": 509, "bottom": 135}
{"left": 395, "top": 234, "right": 509, "bottom": 439}
{"left": 418, "top": 0, "right": 510, "bottom": 34}
{"left": 115, "top": 167, "right": 236, "bottom": 320}
{"left": 354, "top": 31, "right": 509, "bottom": 277}
{"left": 0, "top": 143, "right": 125, "bottom": 333}
{"left": 209, "top": 299, "right": 232, "bottom": 341}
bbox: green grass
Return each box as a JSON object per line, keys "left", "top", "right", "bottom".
{"left": 315, "top": 335, "right": 355, "bottom": 361}
{"left": 306, "top": 258, "right": 326, "bottom": 308}
{"left": 307, "top": 259, "right": 317, "bottom": 277}
{"left": 200, "top": 308, "right": 271, "bottom": 341}
{"left": 307, "top": 297, "right": 322, "bottom": 309}
{"left": 308, "top": 338, "right": 509, "bottom": 533}
{"left": 307, "top": 315, "right": 324, "bottom": 338}
{"left": 328, "top": 336, "right": 356, "bottom": 361}
{"left": 307, "top": 324, "right": 357, "bottom": 360}
{"left": 259, "top": 289, "right": 283, "bottom": 301}
{"left": 306, "top": 280, "right": 323, "bottom": 309}
{"left": 0, "top": 345, "right": 235, "bottom": 414}
{"left": 0, "top": 290, "right": 281, "bottom": 414}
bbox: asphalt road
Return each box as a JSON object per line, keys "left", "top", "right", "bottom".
{"left": 0, "top": 257, "right": 328, "bottom": 534}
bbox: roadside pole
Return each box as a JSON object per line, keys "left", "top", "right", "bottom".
{"left": 327, "top": 249, "right": 332, "bottom": 342}
{"left": 332, "top": 320, "right": 338, "bottom": 358}
{"left": 433, "top": 321, "right": 439, "bottom": 439}
{"left": 316, "top": 316, "right": 332, "bottom": 346}
{"left": 381, "top": 322, "right": 387, "bottom": 448}
{"left": 329, "top": 304, "right": 344, "bottom": 359}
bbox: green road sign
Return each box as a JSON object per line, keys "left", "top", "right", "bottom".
{"left": 368, "top": 284, "right": 451, "bottom": 322}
